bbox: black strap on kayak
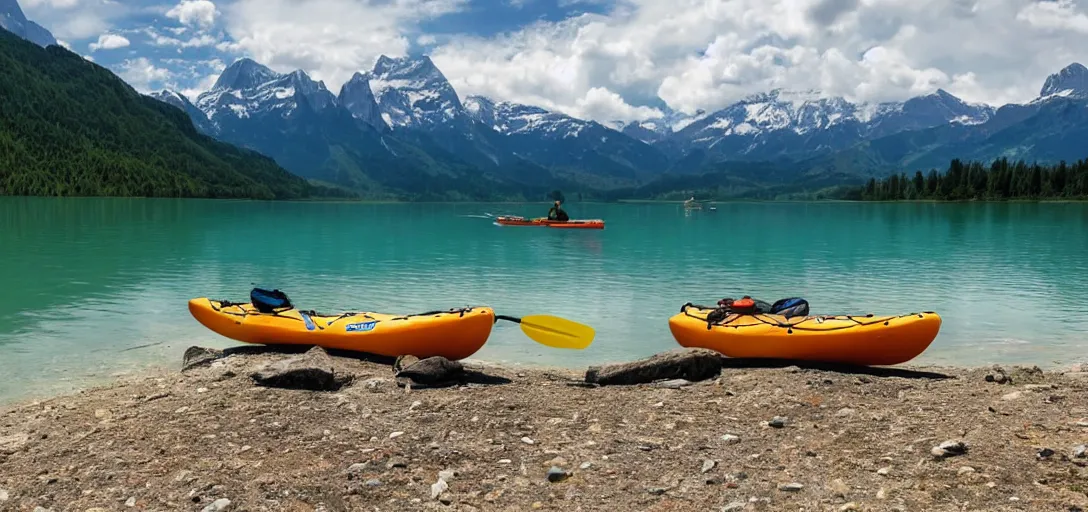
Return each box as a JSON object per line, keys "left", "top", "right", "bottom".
{"left": 680, "top": 303, "right": 933, "bottom": 333}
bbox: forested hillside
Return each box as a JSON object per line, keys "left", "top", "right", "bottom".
{"left": 0, "top": 29, "right": 340, "bottom": 200}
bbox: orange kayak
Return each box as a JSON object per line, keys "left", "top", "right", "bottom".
{"left": 495, "top": 216, "right": 604, "bottom": 229}
{"left": 668, "top": 303, "right": 941, "bottom": 366}
{"left": 188, "top": 298, "right": 495, "bottom": 360}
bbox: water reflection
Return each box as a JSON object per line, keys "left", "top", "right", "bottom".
{"left": 1, "top": 198, "right": 1088, "bottom": 404}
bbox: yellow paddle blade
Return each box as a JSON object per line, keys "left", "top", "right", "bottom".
{"left": 518, "top": 314, "right": 595, "bottom": 350}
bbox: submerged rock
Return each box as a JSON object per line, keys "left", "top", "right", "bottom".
{"left": 584, "top": 348, "right": 723, "bottom": 385}
{"left": 249, "top": 346, "right": 348, "bottom": 391}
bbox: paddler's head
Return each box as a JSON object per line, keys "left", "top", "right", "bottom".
{"left": 554, "top": 200, "right": 561, "bottom": 206}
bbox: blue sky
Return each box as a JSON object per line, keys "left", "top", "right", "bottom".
{"left": 16, "top": 0, "right": 1088, "bottom": 123}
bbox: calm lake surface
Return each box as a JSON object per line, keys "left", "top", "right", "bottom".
{"left": 2, "top": 197, "right": 1088, "bottom": 403}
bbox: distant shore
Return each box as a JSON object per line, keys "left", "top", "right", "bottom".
{"left": 3, "top": 346, "right": 1088, "bottom": 511}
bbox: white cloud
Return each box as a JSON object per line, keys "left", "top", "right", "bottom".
{"left": 116, "top": 57, "right": 173, "bottom": 93}
{"left": 126, "top": 0, "right": 1088, "bottom": 123}
{"left": 166, "top": 0, "right": 219, "bottom": 28}
{"left": 20, "top": 0, "right": 131, "bottom": 40}
{"left": 88, "top": 33, "right": 130, "bottom": 51}
{"left": 218, "top": 0, "right": 467, "bottom": 93}
{"left": 144, "top": 28, "right": 219, "bottom": 48}
{"left": 427, "top": 0, "right": 1088, "bottom": 120}
{"left": 180, "top": 73, "right": 219, "bottom": 101}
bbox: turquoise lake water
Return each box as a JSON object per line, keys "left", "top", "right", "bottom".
{"left": 2, "top": 197, "right": 1088, "bottom": 403}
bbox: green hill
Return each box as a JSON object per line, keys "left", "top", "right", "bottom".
{"left": 0, "top": 28, "right": 335, "bottom": 200}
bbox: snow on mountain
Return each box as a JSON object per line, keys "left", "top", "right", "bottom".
{"left": 363, "top": 55, "right": 466, "bottom": 129}
{"left": 463, "top": 96, "right": 596, "bottom": 139}
{"left": 0, "top": 0, "right": 56, "bottom": 47}
{"left": 193, "top": 58, "right": 337, "bottom": 128}
{"left": 337, "top": 72, "right": 385, "bottom": 131}
{"left": 1038, "top": 62, "right": 1088, "bottom": 100}
{"left": 149, "top": 89, "right": 216, "bottom": 134}
{"left": 668, "top": 87, "right": 993, "bottom": 159}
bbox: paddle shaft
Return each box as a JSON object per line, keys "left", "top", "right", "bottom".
{"left": 495, "top": 315, "right": 522, "bottom": 324}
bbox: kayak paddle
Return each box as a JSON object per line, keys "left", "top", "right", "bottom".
{"left": 495, "top": 314, "right": 595, "bottom": 350}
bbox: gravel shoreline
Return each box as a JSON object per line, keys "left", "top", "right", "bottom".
{"left": 4, "top": 347, "right": 1088, "bottom": 512}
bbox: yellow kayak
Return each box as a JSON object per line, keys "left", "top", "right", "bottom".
{"left": 669, "top": 303, "right": 941, "bottom": 366}
{"left": 188, "top": 298, "right": 495, "bottom": 360}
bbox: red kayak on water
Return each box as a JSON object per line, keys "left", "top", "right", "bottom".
{"left": 494, "top": 216, "right": 605, "bottom": 229}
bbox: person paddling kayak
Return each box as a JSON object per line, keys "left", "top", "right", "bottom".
{"left": 547, "top": 200, "right": 570, "bottom": 221}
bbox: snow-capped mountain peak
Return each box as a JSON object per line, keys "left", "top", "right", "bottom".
{"left": 1040, "top": 62, "right": 1088, "bottom": 100}
{"left": 195, "top": 58, "right": 339, "bottom": 124}
{"left": 463, "top": 95, "right": 593, "bottom": 139}
{"left": 363, "top": 54, "right": 465, "bottom": 129}
{"left": 337, "top": 72, "right": 385, "bottom": 130}
{"left": 211, "top": 58, "right": 281, "bottom": 92}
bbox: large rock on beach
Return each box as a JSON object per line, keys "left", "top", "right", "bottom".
{"left": 182, "top": 346, "right": 224, "bottom": 371}
{"left": 394, "top": 356, "right": 465, "bottom": 388}
{"left": 249, "top": 346, "right": 348, "bottom": 391}
{"left": 584, "top": 348, "right": 723, "bottom": 385}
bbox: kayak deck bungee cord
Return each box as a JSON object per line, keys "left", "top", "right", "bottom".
{"left": 669, "top": 298, "right": 941, "bottom": 366}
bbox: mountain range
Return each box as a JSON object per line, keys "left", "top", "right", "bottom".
{"left": 151, "top": 53, "right": 1088, "bottom": 199}
{"left": 2, "top": 0, "right": 1087, "bottom": 200}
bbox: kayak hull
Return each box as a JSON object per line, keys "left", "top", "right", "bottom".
{"left": 188, "top": 298, "right": 495, "bottom": 360}
{"left": 495, "top": 216, "right": 604, "bottom": 229}
{"left": 668, "top": 305, "right": 941, "bottom": 366}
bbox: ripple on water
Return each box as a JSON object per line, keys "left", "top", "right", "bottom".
{"left": 1, "top": 198, "right": 1087, "bottom": 403}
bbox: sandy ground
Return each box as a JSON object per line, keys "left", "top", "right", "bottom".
{"left": 4, "top": 348, "right": 1088, "bottom": 512}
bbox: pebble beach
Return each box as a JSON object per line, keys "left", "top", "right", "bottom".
{"left": 4, "top": 346, "right": 1088, "bottom": 511}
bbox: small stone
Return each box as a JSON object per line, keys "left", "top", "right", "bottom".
{"left": 876, "top": 488, "right": 887, "bottom": 499}
{"left": 1038, "top": 448, "right": 1056, "bottom": 459}
{"left": 701, "top": 459, "right": 716, "bottom": 473}
{"left": 835, "top": 408, "right": 856, "bottom": 417}
{"left": 94, "top": 409, "right": 111, "bottom": 420}
{"left": 197, "top": 387, "right": 209, "bottom": 393}
{"left": 769, "top": 416, "right": 787, "bottom": 428}
{"left": 531, "top": 502, "right": 543, "bottom": 509}
{"left": 722, "top": 503, "right": 746, "bottom": 512}
{"left": 521, "top": 437, "right": 535, "bottom": 445}
{"left": 839, "top": 504, "right": 860, "bottom": 512}
{"left": 347, "top": 463, "right": 368, "bottom": 473}
{"left": 438, "top": 469, "right": 456, "bottom": 481}
{"left": 829, "top": 478, "right": 849, "bottom": 497}
{"left": 125, "top": 497, "right": 136, "bottom": 507}
{"left": 1001, "top": 391, "right": 1022, "bottom": 401}
{"left": 721, "top": 434, "right": 740, "bottom": 444}
{"left": 386, "top": 458, "right": 408, "bottom": 469}
{"left": 431, "top": 479, "right": 449, "bottom": 499}
{"left": 0, "top": 489, "right": 8, "bottom": 502}
{"left": 201, "top": 498, "right": 231, "bottom": 512}
{"left": 365, "top": 479, "right": 382, "bottom": 487}
{"left": 779, "top": 482, "right": 804, "bottom": 492}
{"left": 652, "top": 378, "right": 692, "bottom": 389}
{"left": 546, "top": 466, "right": 571, "bottom": 482}
{"left": 174, "top": 406, "right": 189, "bottom": 414}
{"left": 876, "top": 467, "right": 891, "bottom": 476}
{"left": 931, "top": 440, "right": 968, "bottom": 459}
{"left": 958, "top": 466, "right": 976, "bottom": 475}
{"left": 498, "top": 459, "right": 512, "bottom": 464}
{"left": 389, "top": 431, "right": 404, "bottom": 439}
{"left": 647, "top": 487, "right": 668, "bottom": 495}
{"left": 1074, "top": 445, "right": 1087, "bottom": 458}
{"left": 409, "top": 400, "right": 422, "bottom": 411}
{"left": 579, "top": 462, "right": 592, "bottom": 470}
